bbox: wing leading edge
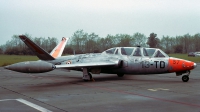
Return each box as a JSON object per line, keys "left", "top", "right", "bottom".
{"left": 56, "top": 60, "right": 120, "bottom": 69}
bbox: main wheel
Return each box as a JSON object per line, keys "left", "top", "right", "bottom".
{"left": 89, "top": 73, "right": 95, "bottom": 81}
{"left": 84, "top": 79, "right": 89, "bottom": 82}
{"left": 182, "top": 75, "right": 189, "bottom": 82}
{"left": 117, "top": 73, "right": 124, "bottom": 77}
{"left": 83, "top": 73, "right": 93, "bottom": 82}
{"left": 88, "top": 73, "right": 92, "bottom": 79}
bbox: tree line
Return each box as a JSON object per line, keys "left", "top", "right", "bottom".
{"left": 0, "top": 34, "right": 58, "bottom": 55}
{"left": 0, "top": 30, "right": 200, "bottom": 55}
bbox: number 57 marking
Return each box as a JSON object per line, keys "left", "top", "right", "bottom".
{"left": 173, "top": 60, "right": 179, "bottom": 64}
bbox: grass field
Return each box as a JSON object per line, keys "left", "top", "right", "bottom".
{"left": 168, "top": 54, "right": 200, "bottom": 63}
{"left": 0, "top": 55, "right": 38, "bottom": 66}
{"left": 0, "top": 54, "right": 200, "bottom": 67}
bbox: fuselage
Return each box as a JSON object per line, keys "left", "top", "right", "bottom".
{"left": 49, "top": 47, "right": 196, "bottom": 75}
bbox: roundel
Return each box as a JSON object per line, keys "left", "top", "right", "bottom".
{"left": 66, "top": 60, "right": 72, "bottom": 64}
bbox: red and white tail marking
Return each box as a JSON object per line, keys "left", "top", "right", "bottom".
{"left": 50, "top": 37, "right": 69, "bottom": 58}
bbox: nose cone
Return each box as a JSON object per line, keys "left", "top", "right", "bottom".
{"left": 194, "top": 63, "right": 197, "bottom": 68}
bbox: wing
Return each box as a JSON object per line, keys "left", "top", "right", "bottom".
{"left": 55, "top": 60, "right": 121, "bottom": 69}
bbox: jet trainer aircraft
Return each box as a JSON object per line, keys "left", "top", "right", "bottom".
{"left": 5, "top": 35, "right": 197, "bottom": 82}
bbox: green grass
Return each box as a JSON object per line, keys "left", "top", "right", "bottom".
{"left": 0, "top": 55, "right": 38, "bottom": 66}
{"left": 168, "top": 54, "right": 200, "bottom": 63}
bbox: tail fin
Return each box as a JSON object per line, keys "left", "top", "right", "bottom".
{"left": 19, "top": 35, "right": 55, "bottom": 60}
{"left": 50, "top": 37, "right": 69, "bottom": 58}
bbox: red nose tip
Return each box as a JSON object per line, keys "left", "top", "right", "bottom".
{"left": 193, "top": 63, "right": 197, "bottom": 68}
{"left": 168, "top": 58, "right": 196, "bottom": 72}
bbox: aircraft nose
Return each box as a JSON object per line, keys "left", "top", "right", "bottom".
{"left": 193, "top": 63, "right": 197, "bottom": 68}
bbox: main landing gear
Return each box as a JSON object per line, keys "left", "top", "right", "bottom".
{"left": 82, "top": 68, "right": 95, "bottom": 82}
{"left": 181, "top": 70, "right": 190, "bottom": 82}
{"left": 117, "top": 73, "right": 124, "bottom": 77}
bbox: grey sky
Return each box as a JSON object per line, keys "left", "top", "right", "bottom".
{"left": 1, "top": 0, "right": 200, "bottom": 45}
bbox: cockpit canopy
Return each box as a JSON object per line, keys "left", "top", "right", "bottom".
{"left": 103, "top": 47, "right": 169, "bottom": 58}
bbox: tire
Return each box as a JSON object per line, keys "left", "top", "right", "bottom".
{"left": 182, "top": 75, "right": 189, "bottom": 82}
{"left": 117, "top": 73, "right": 124, "bottom": 77}
{"left": 88, "top": 73, "right": 92, "bottom": 79}
{"left": 84, "top": 79, "right": 89, "bottom": 82}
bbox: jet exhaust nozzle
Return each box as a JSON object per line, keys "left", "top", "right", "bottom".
{"left": 4, "top": 61, "right": 55, "bottom": 73}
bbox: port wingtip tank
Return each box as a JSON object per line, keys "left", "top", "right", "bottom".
{"left": 5, "top": 61, "right": 55, "bottom": 73}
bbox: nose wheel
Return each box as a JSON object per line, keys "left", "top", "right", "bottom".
{"left": 182, "top": 75, "right": 189, "bottom": 82}
{"left": 181, "top": 70, "right": 190, "bottom": 82}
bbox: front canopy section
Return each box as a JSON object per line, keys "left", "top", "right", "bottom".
{"left": 145, "top": 48, "right": 169, "bottom": 58}
{"left": 102, "top": 47, "right": 169, "bottom": 58}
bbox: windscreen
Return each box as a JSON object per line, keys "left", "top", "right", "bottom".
{"left": 154, "top": 50, "right": 165, "bottom": 57}
{"left": 145, "top": 48, "right": 156, "bottom": 56}
{"left": 105, "top": 48, "right": 116, "bottom": 54}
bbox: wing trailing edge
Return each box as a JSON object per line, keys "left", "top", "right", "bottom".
{"left": 55, "top": 60, "right": 121, "bottom": 69}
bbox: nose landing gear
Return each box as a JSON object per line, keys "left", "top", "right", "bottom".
{"left": 181, "top": 70, "right": 190, "bottom": 82}
{"left": 182, "top": 75, "right": 189, "bottom": 82}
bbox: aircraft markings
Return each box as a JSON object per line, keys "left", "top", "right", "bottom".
{"left": 142, "top": 61, "right": 165, "bottom": 68}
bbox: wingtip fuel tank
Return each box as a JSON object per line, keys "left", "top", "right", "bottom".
{"left": 4, "top": 61, "right": 55, "bottom": 73}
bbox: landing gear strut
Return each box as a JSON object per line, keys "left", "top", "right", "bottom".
{"left": 82, "top": 68, "right": 95, "bottom": 82}
{"left": 181, "top": 70, "right": 190, "bottom": 82}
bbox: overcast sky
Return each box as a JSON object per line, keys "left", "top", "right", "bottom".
{"left": 1, "top": 0, "right": 200, "bottom": 45}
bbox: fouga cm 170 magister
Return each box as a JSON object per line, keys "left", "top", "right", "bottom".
{"left": 5, "top": 35, "right": 197, "bottom": 82}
